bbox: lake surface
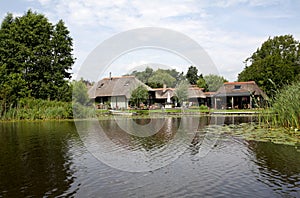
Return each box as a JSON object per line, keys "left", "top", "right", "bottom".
{"left": 0, "top": 116, "right": 299, "bottom": 197}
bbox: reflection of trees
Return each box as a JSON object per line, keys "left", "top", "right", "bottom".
{"left": 249, "top": 141, "right": 300, "bottom": 196}
{"left": 101, "top": 118, "right": 180, "bottom": 151}
{"left": 0, "top": 122, "right": 78, "bottom": 197}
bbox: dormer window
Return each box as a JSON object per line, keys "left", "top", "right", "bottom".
{"left": 234, "top": 85, "right": 241, "bottom": 89}
{"left": 98, "top": 83, "right": 104, "bottom": 88}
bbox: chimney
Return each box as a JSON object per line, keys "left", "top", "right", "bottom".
{"left": 109, "top": 72, "right": 112, "bottom": 80}
{"left": 163, "top": 84, "right": 166, "bottom": 92}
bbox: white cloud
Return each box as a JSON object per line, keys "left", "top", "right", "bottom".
{"left": 20, "top": 0, "right": 300, "bottom": 81}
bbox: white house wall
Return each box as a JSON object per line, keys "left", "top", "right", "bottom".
{"left": 110, "top": 96, "right": 127, "bottom": 109}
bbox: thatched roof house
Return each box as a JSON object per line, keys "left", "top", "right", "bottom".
{"left": 88, "top": 76, "right": 152, "bottom": 109}
{"left": 214, "top": 81, "right": 268, "bottom": 109}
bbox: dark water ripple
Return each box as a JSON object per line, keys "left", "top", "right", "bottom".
{"left": 0, "top": 118, "right": 299, "bottom": 197}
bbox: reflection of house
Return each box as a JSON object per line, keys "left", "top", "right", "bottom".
{"left": 213, "top": 81, "right": 268, "bottom": 109}
{"left": 88, "top": 76, "right": 152, "bottom": 109}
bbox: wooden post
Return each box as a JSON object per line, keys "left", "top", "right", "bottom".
{"left": 214, "top": 97, "right": 217, "bottom": 109}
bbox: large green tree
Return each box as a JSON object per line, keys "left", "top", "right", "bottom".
{"left": 129, "top": 85, "right": 149, "bottom": 108}
{"left": 174, "top": 80, "right": 189, "bottom": 107}
{"left": 0, "top": 10, "right": 74, "bottom": 112}
{"left": 203, "top": 74, "right": 228, "bottom": 91}
{"left": 148, "top": 69, "right": 176, "bottom": 88}
{"left": 186, "top": 66, "right": 199, "bottom": 85}
{"left": 238, "top": 35, "right": 300, "bottom": 96}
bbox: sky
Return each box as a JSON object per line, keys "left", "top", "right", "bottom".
{"left": 1, "top": 0, "right": 300, "bottom": 81}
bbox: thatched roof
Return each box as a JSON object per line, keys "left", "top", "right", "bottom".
{"left": 153, "top": 87, "right": 206, "bottom": 99}
{"left": 188, "top": 87, "right": 206, "bottom": 98}
{"left": 153, "top": 88, "right": 174, "bottom": 99}
{"left": 214, "top": 81, "right": 268, "bottom": 99}
{"left": 88, "top": 76, "right": 152, "bottom": 99}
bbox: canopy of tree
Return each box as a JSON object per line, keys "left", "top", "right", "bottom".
{"left": 129, "top": 85, "right": 149, "bottom": 108}
{"left": 0, "top": 10, "right": 75, "bottom": 113}
{"left": 203, "top": 74, "right": 228, "bottom": 92}
{"left": 238, "top": 35, "right": 300, "bottom": 96}
{"left": 127, "top": 67, "right": 185, "bottom": 88}
{"left": 186, "top": 66, "right": 199, "bottom": 85}
{"left": 174, "top": 80, "right": 189, "bottom": 106}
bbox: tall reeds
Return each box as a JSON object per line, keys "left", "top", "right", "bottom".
{"left": 262, "top": 80, "right": 300, "bottom": 129}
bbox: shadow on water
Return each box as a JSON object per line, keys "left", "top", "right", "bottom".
{"left": 248, "top": 141, "right": 300, "bottom": 197}
{"left": 0, "top": 121, "right": 80, "bottom": 197}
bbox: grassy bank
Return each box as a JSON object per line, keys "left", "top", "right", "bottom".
{"left": 0, "top": 98, "right": 95, "bottom": 121}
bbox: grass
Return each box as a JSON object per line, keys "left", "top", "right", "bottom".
{"left": 260, "top": 80, "right": 300, "bottom": 129}
{"left": 0, "top": 98, "right": 95, "bottom": 121}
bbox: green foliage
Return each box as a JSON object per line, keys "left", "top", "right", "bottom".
{"left": 174, "top": 80, "right": 189, "bottom": 105}
{"left": 186, "top": 66, "right": 199, "bottom": 85}
{"left": 130, "top": 85, "right": 149, "bottom": 108}
{"left": 72, "top": 79, "right": 90, "bottom": 105}
{"left": 199, "top": 104, "right": 209, "bottom": 110}
{"left": 128, "top": 67, "right": 185, "bottom": 88}
{"left": 270, "top": 81, "right": 300, "bottom": 128}
{"left": 204, "top": 74, "right": 228, "bottom": 91}
{"left": 196, "top": 74, "right": 208, "bottom": 91}
{"left": 0, "top": 98, "right": 73, "bottom": 120}
{"left": 238, "top": 35, "right": 300, "bottom": 96}
{"left": 0, "top": 10, "right": 75, "bottom": 114}
{"left": 148, "top": 69, "right": 176, "bottom": 88}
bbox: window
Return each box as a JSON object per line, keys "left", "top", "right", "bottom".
{"left": 234, "top": 85, "right": 241, "bottom": 89}
{"left": 124, "top": 80, "right": 130, "bottom": 86}
{"left": 98, "top": 83, "right": 104, "bottom": 88}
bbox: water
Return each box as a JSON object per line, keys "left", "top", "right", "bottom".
{"left": 0, "top": 117, "right": 299, "bottom": 197}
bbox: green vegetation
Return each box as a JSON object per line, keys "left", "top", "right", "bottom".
{"left": 238, "top": 35, "right": 300, "bottom": 96}
{"left": 0, "top": 10, "right": 74, "bottom": 117}
{"left": 221, "top": 123, "right": 299, "bottom": 146}
{"left": 262, "top": 81, "right": 300, "bottom": 129}
{"left": 148, "top": 69, "right": 176, "bottom": 88}
{"left": 204, "top": 74, "right": 228, "bottom": 92}
{"left": 0, "top": 98, "right": 72, "bottom": 120}
{"left": 174, "top": 80, "right": 189, "bottom": 106}
{"left": 129, "top": 85, "right": 149, "bottom": 108}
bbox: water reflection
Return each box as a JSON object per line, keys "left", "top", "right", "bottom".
{"left": 249, "top": 141, "right": 300, "bottom": 197}
{"left": 0, "top": 121, "right": 79, "bottom": 197}
{"left": 0, "top": 117, "right": 299, "bottom": 197}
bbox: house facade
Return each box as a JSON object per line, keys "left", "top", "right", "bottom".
{"left": 89, "top": 76, "right": 267, "bottom": 110}
{"left": 88, "top": 76, "right": 153, "bottom": 109}
{"left": 213, "top": 81, "right": 268, "bottom": 109}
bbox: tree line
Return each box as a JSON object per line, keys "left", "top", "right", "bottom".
{"left": 0, "top": 10, "right": 75, "bottom": 115}
{"left": 126, "top": 66, "right": 228, "bottom": 92}
{"left": 238, "top": 35, "right": 300, "bottom": 96}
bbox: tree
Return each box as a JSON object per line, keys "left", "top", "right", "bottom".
{"left": 148, "top": 69, "right": 176, "bottom": 88}
{"left": 130, "top": 85, "right": 149, "bottom": 108}
{"left": 203, "top": 74, "right": 228, "bottom": 91}
{"left": 186, "top": 66, "right": 199, "bottom": 85}
{"left": 196, "top": 74, "right": 208, "bottom": 91}
{"left": 72, "top": 79, "right": 90, "bottom": 105}
{"left": 0, "top": 10, "right": 75, "bottom": 111}
{"left": 238, "top": 35, "right": 300, "bottom": 96}
{"left": 174, "top": 80, "right": 189, "bottom": 107}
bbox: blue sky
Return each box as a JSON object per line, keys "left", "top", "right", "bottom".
{"left": 1, "top": 0, "right": 300, "bottom": 81}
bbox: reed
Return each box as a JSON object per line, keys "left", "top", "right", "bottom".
{"left": 0, "top": 98, "right": 95, "bottom": 120}
{"left": 261, "top": 80, "right": 300, "bottom": 129}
